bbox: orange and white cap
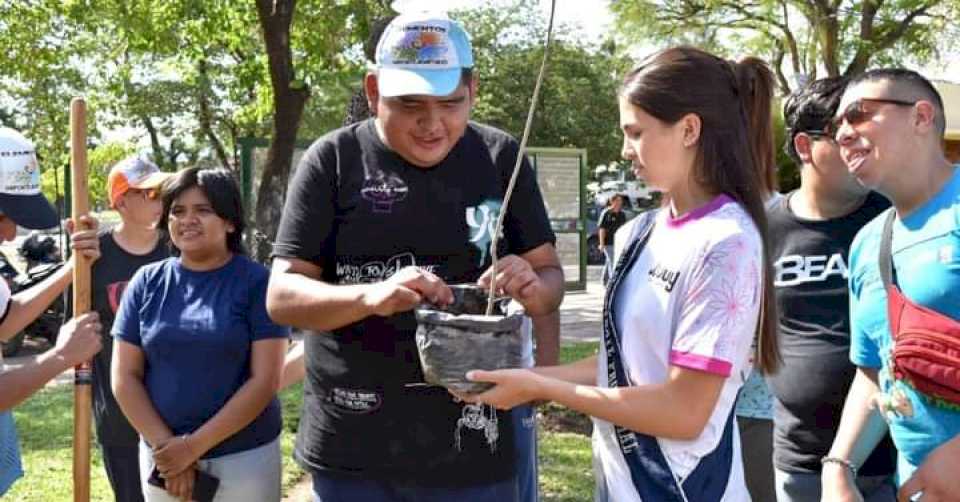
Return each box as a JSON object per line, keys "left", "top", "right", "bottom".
{"left": 107, "top": 157, "right": 170, "bottom": 208}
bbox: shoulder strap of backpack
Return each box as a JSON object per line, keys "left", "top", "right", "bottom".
{"left": 879, "top": 209, "right": 897, "bottom": 289}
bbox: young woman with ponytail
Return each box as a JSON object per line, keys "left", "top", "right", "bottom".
{"left": 461, "top": 46, "right": 780, "bottom": 501}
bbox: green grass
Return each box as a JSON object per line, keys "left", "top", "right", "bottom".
{"left": 558, "top": 341, "right": 599, "bottom": 364}
{"left": 5, "top": 343, "right": 599, "bottom": 501}
{"left": 539, "top": 431, "right": 594, "bottom": 501}
{"left": 6, "top": 383, "right": 306, "bottom": 501}
{"left": 539, "top": 341, "right": 597, "bottom": 502}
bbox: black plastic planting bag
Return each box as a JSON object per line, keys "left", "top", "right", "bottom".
{"left": 415, "top": 285, "right": 524, "bottom": 393}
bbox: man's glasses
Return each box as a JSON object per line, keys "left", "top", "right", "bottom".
{"left": 829, "top": 98, "right": 917, "bottom": 139}
{"left": 801, "top": 130, "right": 834, "bottom": 142}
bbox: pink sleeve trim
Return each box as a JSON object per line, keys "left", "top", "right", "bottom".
{"left": 669, "top": 350, "right": 732, "bottom": 377}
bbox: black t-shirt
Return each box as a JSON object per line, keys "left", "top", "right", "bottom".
{"left": 273, "top": 119, "right": 556, "bottom": 485}
{"left": 89, "top": 231, "right": 169, "bottom": 446}
{"left": 766, "top": 191, "right": 897, "bottom": 474}
{"left": 598, "top": 208, "right": 626, "bottom": 247}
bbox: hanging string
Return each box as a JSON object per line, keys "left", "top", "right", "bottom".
{"left": 485, "top": 0, "right": 557, "bottom": 316}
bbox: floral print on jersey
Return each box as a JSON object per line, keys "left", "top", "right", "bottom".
{"left": 670, "top": 204, "right": 762, "bottom": 379}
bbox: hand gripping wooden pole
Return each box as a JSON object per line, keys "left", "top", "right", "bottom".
{"left": 70, "top": 97, "right": 92, "bottom": 502}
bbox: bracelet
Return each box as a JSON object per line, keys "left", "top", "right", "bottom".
{"left": 821, "top": 456, "right": 858, "bottom": 476}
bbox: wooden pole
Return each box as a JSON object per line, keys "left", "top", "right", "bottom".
{"left": 70, "top": 97, "right": 92, "bottom": 502}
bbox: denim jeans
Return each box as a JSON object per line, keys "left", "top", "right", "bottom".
{"left": 513, "top": 404, "right": 539, "bottom": 502}
{"left": 601, "top": 245, "right": 615, "bottom": 286}
{"left": 774, "top": 468, "right": 896, "bottom": 502}
{"left": 311, "top": 472, "right": 517, "bottom": 502}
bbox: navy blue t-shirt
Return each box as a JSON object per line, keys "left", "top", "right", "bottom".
{"left": 112, "top": 254, "right": 289, "bottom": 458}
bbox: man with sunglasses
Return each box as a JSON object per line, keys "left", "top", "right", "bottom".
{"left": 822, "top": 69, "right": 960, "bottom": 502}
{"left": 84, "top": 156, "right": 170, "bottom": 501}
{"left": 765, "top": 77, "right": 895, "bottom": 502}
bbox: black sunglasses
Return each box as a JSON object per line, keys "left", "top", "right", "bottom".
{"left": 801, "top": 130, "right": 834, "bottom": 141}
{"left": 829, "top": 98, "right": 917, "bottom": 138}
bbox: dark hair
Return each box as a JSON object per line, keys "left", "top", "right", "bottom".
{"left": 365, "top": 15, "right": 397, "bottom": 62}
{"left": 158, "top": 167, "right": 246, "bottom": 256}
{"left": 620, "top": 46, "right": 780, "bottom": 374}
{"left": 783, "top": 77, "right": 848, "bottom": 164}
{"left": 847, "top": 68, "right": 946, "bottom": 137}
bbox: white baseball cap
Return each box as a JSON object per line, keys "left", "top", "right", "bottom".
{"left": 375, "top": 11, "right": 474, "bottom": 98}
{"left": 0, "top": 128, "right": 58, "bottom": 229}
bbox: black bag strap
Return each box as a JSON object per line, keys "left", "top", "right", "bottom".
{"left": 879, "top": 209, "right": 898, "bottom": 289}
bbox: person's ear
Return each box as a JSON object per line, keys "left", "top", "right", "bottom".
{"left": 364, "top": 72, "right": 380, "bottom": 113}
{"left": 467, "top": 74, "right": 479, "bottom": 103}
{"left": 793, "top": 133, "right": 814, "bottom": 163}
{"left": 913, "top": 100, "right": 937, "bottom": 134}
{"left": 680, "top": 113, "right": 702, "bottom": 148}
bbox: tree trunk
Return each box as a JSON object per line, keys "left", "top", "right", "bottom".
{"left": 253, "top": 0, "right": 310, "bottom": 262}
{"left": 142, "top": 115, "right": 166, "bottom": 169}
{"left": 817, "top": 4, "right": 841, "bottom": 77}
{"left": 196, "top": 58, "right": 233, "bottom": 171}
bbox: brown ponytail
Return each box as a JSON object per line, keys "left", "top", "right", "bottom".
{"left": 731, "top": 57, "right": 780, "bottom": 375}
{"left": 733, "top": 57, "right": 778, "bottom": 194}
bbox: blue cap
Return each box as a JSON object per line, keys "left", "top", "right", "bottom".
{"left": 375, "top": 12, "right": 474, "bottom": 98}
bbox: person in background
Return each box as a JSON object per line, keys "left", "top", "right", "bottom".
{"left": 822, "top": 69, "right": 960, "bottom": 502}
{"left": 0, "top": 126, "right": 102, "bottom": 495}
{"left": 597, "top": 194, "right": 626, "bottom": 286}
{"left": 112, "top": 168, "right": 289, "bottom": 501}
{"left": 84, "top": 156, "right": 171, "bottom": 502}
{"left": 767, "top": 77, "right": 895, "bottom": 501}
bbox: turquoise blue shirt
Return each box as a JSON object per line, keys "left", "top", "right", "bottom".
{"left": 848, "top": 166, "right": 960, "bottom": 482}
{"left": 0, "top": 411, "right": 23, "bottom": 496}
{"left": 735, "top": 370, "right": 773, "bottom": 420}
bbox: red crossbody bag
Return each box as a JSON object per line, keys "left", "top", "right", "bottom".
{"left": 879, "top": 210, "right": 960, "bottom": 406}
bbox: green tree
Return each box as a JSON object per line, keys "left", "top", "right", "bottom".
{"left": 610, "top": 0, "right": 960, "bottom": 95}
{"left": 0, "top": 1, "right": 93, "bottom": 201}
{"left": 458, "top": 2, "right": 631, "bottom": 170}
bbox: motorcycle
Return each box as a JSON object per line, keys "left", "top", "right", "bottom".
{"left": 0, "top": 232, "right": 66, "bottom": 357}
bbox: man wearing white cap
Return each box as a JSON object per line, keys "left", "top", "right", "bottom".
{"left": 0, "top": 127, "right": 102, "bottom": 496}
{"left": 268, "top": 9, "right": 563, "bottom": 502}
{"left": 81, "top": 156, "right": 170, "bottom": 502}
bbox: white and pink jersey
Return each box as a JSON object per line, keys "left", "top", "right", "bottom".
{"left": 594, "top": 194, "right": 761, "bottom": 502}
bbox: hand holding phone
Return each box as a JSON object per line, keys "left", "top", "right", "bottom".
{"left": 149, "top": 466, "right": 220, "bottom": 502}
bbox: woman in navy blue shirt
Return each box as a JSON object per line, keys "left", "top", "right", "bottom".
{"left": 112, "top": 168, "right": 289, "bottom": 502}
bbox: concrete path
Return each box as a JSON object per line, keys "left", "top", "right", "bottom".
{"left": 559, "top": 280, "right": 604, "bottom": 343}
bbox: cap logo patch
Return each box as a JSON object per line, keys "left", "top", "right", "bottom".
{"left": 392, "top": 26, "right": 449, "bottom": 65}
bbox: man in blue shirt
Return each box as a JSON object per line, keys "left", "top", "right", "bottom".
{"left": 822, "top": 69, "right": 960, "bottom": 502}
